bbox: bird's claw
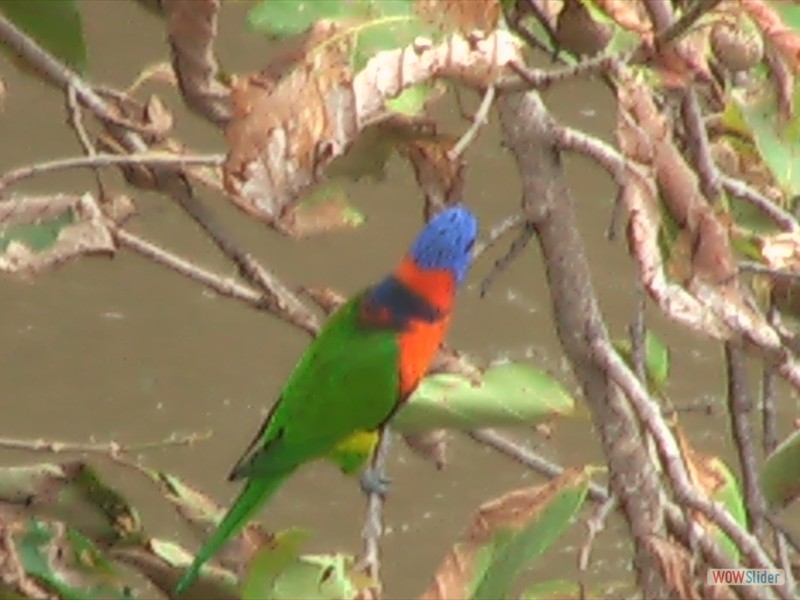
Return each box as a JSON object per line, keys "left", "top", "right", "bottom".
{"left": 360, "top": 467, "right": 391, "bottom": 497}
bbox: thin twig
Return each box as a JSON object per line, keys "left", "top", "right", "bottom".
{"left": 360, "top": 427, "right": 393, "bottom": 597}
{"left": 724, "top": 342, "right": 765, "bottom": 538}
{"left": 630, "top": 283, "right": 647, "bottom": 383}
{"left": 472, "top": 213, "right": 523, "bottom": 260}
{"left": 0, "top": 431, "right": 210, "bottom": 456}
{"left": 578, "top": 494, "right": 618, "bottom": 571}
{"left": 112, "top": 226, "right": 266, "bottom": 309}
{"left": 448, "top": 86, "right": 495, "bottom": 161}
{"left": 740, "top": 261, "right": 800, "bottom": 281}
{"left": 0, "top": 153, "right": 224, "bottom": 195}
{"left": 776, "top": 532, "right": 798, "bottom": 596}
{"left": 763, "top": 306, "right": 779, "bottom": 454}
{"left": 479, "top": 224, "right": 535, "bottom": 298}
{"left": 722, "top": 176, "right": 800, "bottom": 233}
{"left": 65, "top": 83, "right": 108, "bottom": 198}
{"left": 468, "top": 429, "right": 610, "bottom": 503}
{"left": 502, "top": 54, "right": 623, "bottom": 92}
{"left": 681, "top": 89, "right": 722, "bottom": 201}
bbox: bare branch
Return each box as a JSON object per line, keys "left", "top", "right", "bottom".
{"left": 479, "top": 224, "right": 534, "bottom": 297}
{"left": 468, "top": 429, "right": 609, "bottom": 502}
{"left": 472, "top": 213, "right": 523, "bottom": 260}
{"left": 721, "top": 175, "right": 800, "bottom": 233}
{"left": 578, "top": 494, "right": 618, "bottom": 571}
{"left": 448, "top": 85, "right": 495, "bottom": 161}
{"left": 681, "top": 89, "right": 722, "bottom": 201}
{"left": 725, "top": 342, "right": 766, "bottom": 538}
{"left": 0, "top": 153, "right": 224, "bottom": 195}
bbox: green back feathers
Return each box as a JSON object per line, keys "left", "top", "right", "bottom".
{"left": 231, "top": 292, "right": 401, "bottom": 479}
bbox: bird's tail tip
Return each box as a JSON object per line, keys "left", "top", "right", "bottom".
{"left": 174, "top": 563, "right": 200, "bottom": 596}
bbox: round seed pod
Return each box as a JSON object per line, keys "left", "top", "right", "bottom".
{"left": 710, "top": 17, "right": 764, "bottom": 73}
{"left": 556, "top": 0, "right": 613, "bottom": 58}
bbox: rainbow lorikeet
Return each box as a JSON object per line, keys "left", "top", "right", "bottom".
{"left": 175, "top": 206, "right": 478, "bottom": 593}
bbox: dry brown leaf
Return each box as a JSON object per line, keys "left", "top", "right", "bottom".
{"left": 743, "top": 0, "right": 800, "bottom": 74}
{"left": 399, "top": 136, "right": 465, "bottom": 219}
{"left": 642, "top": 535, "right": 704, "bottom": 600}
{"left": 164, "top": 0, "right": 231, "bottom": 126}
{"left": 224, "top": 21, "right": 357, "bottom": 229}
{"left": 126, "top": 62, "right": 178, "bottom": 95}
{"left": 420, "top": 469, "right": 587, "bottom": 600}
{"left": 403, "top": 430, "right": 449, "bottom": 470}
{"left": 620, "top": 76, "right": 736, "bottom": 287}
{"left": 595, "top": 0, "right": 652, "bottom": 37}
{"left": 556, "top": 0, "right": 613, "bottom": 58}
{"left": 0, "top": 193, "right": 115, "bottom": 277}
{"left": 674, "top": 426, "right": 728, "bottom": 534}
{"left": 282, "top": 187, "right": 364, "bottom": 238}
{"left": 415, "top": 0, "right": 500, "bottom": 33}
{"left": 300, "top": 285, "right": 347, "bottom": 316}
{"left": 144, "top": 95, "right": 174, "bottom": 140}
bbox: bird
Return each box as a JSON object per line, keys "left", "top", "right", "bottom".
{"left": 175, "top": 205, "right": 478, "bottom": 594}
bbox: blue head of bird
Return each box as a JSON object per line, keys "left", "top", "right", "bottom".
{"left": 409, "top": 205, "right": 478, "bottom": 285}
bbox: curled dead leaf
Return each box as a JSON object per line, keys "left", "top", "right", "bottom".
{"left": 643, "top": 535, "right": 704, "bottom": 600}
{"left": 742, "top": 0, "right": 800, "bottom": 74}
{"left": 224, "top": 21, "right": 357, "bottom": 228}
{"left": 415, "top": 0, "right": 500, "bottom": 34}
{"left": 402, "top": 430, "right": 448, "bottom": 470}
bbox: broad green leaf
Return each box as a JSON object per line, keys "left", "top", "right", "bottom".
{"left": 0, "top": 461, "right": 140, "bottom": 544}
{"left": 521, "top": 579, "right": 583, "bottom": 600}
{"left": 469, "top": 471, "right": 590, "bottom": 600}
{"left": 0, "top": 194, "right": 115, "bottom": 277}
{"left": 14, "top": 519, "right": 131, "bottom": 600}
{"left": 395, "top": 362, "right": 576, "bottom": 433}
{"left": 248, "top": 0, "right": 433, "bottom": 72}
{"left": 773, "top": 2, "right": 800, "bottom": 32}
{"left": 241, "top": 528, "right": 309, "bottom": 600}
{"left": 269, "top": 553, "right": 361, "bottom": 600}
{"left": 733, "top": 88, "right": 800, "bottom": 197}
{"left": 385, "top": 83, "right": 434, "bottom": 117}
{"left": 0, "top": 211, "right": 73, "bottom": 253}
{"left": 248, "top": 0, "right": 362, "bottom": 36}
{"left": 761, "top": 428, "right": 800, "bottom": 507}
{"left": 0, "top": 0, "right": 87, "bottom": 73}
{"left": 710, "top": 460, "right": 747, "bottom": 562}
{"left": 112, "top": 540, "right": 239, "bottom": 600}
{"left": 613, "top": 330, "right": 671, "bottom": 393}
{"left": 289, "top": 184, "right": 365, "bottom": 237}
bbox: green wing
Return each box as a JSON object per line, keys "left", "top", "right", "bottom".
{"left": 230, "top": 291, "right": 401, "bottom": 480}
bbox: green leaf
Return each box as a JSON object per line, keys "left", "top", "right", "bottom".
{"left": 248, "top": 0, "right": 433, "bottom": 72}
{"left": 709, "top": 459, "right": 747, "bottom": 562}
{"left": 772, "top": 2, "right": 800, "bottom": 32}
{"left": 733, "top": 87, "right": 800, "bottom": 197}
{"left": 468, "top": 471, "right": 590, "bottom": 600}
{"left": 241, "top": 528, "right": 309, "bottom": 600}
{"left": 395, "top": 363, "right": 576, "bottom": 433}
{"left": 248, "top": 0, "right": 360, "bottom": 37}
{"left": 521, "top": 579, "right": 583, "bottom": 600}
{"left": 0, "top": 0, "right": 87, "bottom": 73}
{"left": 385, "top": 83, "right": 434, "bottom": 117}
{"left": 289, "top": 184, "right": 365, "bottom": 237}
{"left": 0, "top": 461, "right": 141, "bottom": 544}
{"left": 613, "top": 330, "right": 671, "bottom": 393}
{"left": 0, "top": 210, "right": 74, "bottom": 253}
{"left": 269, "top": 553, "right": 362, "bottom": 600}
{"left": 761, "top": 428, "right": 800, "bottom": 507}
{"left": 112, "top": 540, "right": 239, "bottom": 600}
{"left": 14, "top": 519, "right": 132, "bottom": 600}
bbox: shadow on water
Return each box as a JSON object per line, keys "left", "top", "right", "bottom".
{"left": 1, "top": 3, "right": 798, "bottom": 598}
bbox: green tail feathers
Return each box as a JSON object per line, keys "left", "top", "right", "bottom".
{"left": 174, "top": 474, "right": 289, "bottom": 595}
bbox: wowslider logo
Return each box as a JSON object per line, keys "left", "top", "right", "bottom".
{"left": 707, "top": 569, "right": 786, "bottom": 586}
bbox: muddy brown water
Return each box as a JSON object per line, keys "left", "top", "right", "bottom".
{"left": 1, "top": 3, "right": 798, "bottom": 598}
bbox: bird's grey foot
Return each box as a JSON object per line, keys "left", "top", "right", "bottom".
{"left": 359, "top": 467, "right": 391, "bottom": 497}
